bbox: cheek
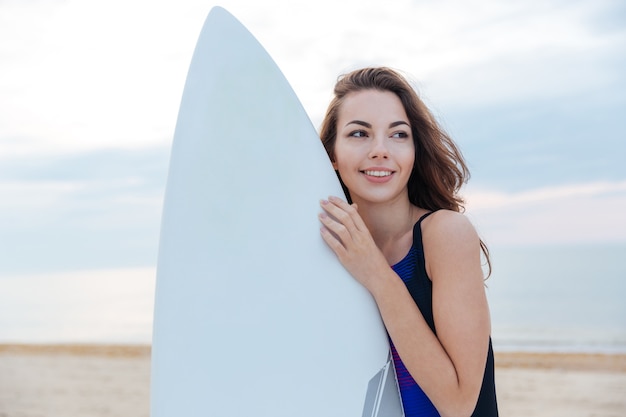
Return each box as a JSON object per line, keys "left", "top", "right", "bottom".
{"left": 406, "top": 154, "right": 416, "bottom": 171}
{"left": 392, "top": 143, "right": 415, "bottom": 172}
{"left": 333, "top": 159, "right": 348, "bottom": 175}
{"left": 405, "top": 143, "right": 416, "bottom": 169}
{"left": 331, "top": 157, "right": 356, "bottom": 185}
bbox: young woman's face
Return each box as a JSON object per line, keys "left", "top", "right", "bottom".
{"left": 333, "top": 89, "right": 415, "bottom": 206}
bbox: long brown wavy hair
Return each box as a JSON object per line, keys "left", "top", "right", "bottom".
{"left": 319, "top": 67, "right": 491, "bottom": 275}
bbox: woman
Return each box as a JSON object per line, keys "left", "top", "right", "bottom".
{"left": 318, "top": 67, "right": 498, "bottom": 417}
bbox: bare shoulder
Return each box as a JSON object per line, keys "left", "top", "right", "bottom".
{"left": 422, "top": 210, "right": 480, "bottom": 246}
{"left": 421, "top": 210, "right": 482, "bottom": 281}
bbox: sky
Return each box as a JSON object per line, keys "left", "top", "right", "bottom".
{"left": 1, "top": 0, "right": 625, "bottom": 280}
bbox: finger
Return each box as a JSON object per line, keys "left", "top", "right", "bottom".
{"left": 318, "top": 211, "right": 353, "bottom": 244}
{"left": 321, "top": 197, "right": 356, "bottom": 222}
{"left": 325, "top": 197, "right": 367, "bottom": 233}
{"left": 327, "top": 195, "right": 352, "bottom": 210}
{"left": 347, "top": 203, "right": 369, "bottom": 232}
{"left": 320, "top": 203, "right": 358, "bottom": 239}
{"left": 320, "top": 225, "right": 347, "bottom": 258}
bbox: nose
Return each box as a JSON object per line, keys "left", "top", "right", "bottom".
{"left": 368, "top": 136, "right": 389, "bottom": 159}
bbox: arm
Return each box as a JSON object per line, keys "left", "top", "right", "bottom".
{"left": 319, "top": 199, "right": 490, "bottom": 417}
{"left": 378, "top": 210, "right": 490, "bottom": 417}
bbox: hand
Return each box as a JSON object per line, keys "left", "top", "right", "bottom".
{"left": 318, "top": 196, "right": 390, "bottom": 292}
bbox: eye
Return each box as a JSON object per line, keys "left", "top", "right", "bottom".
{"left": 391, "top": 131, "right": 410, "bottom": 139}
{"left": 349, "top": 130, "right": 368, "bottom": 138}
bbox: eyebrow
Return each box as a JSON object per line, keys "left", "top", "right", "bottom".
{"left": 389, "top": 121, "right": 410, "bottom": 128}
{"left": 345, "top": 120, "right": 372, "bottom": 128}
{"left": 345, "top": 120, "right": 410, "bottom": 128}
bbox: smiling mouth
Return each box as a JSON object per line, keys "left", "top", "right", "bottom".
{"left": 362, "top": 170, "right": 394, "bottom": 177}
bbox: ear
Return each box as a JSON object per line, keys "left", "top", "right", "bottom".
{"left": 331, "top": 160, "right": 338, "bottom": 170}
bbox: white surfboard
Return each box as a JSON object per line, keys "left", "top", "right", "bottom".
{"left": 151, "top": 7, "right": 403, "bottom": 417}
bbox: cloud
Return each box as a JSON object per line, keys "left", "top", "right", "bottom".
{"left": 1, "top": 0, "right": 625, "bottom": 277}
{"left": 465, "top": 180, "right": 626, "bottom": 245}
{"left": 3, "top": 0, "right": 623, "bottom": 153}
{"left": 0, "top": 0, "right": 206, "bottom": 154}
{"left": 467, "top": 181, "right": 626, "bottom": 209}
{"left": 0, "top": 146, "right": 168, "bottom": 274}
{"left": 257, "top": 0, "right": 626, "bottom": 121}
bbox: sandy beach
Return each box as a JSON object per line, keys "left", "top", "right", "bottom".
{"left": 0, "top": 344, "right": 624, "bottom": 417}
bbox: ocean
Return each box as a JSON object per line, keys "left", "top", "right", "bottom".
{"left": 486, "top": 243, "right": 626, "bottom": 353}
{"left": 1, "top": 243, "right": 624, "bottom": 353}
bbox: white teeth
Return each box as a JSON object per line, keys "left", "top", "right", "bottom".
{"left": 364, "top": 170, "right": 392, "bottom": 177}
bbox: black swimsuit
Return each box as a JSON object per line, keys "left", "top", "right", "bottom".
{"left": 390, "top": 211, "right": 499, "bottom": 416}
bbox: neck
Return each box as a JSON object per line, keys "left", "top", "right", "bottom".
{"left": 352, "top": 194, "right": 422, "bottom": 264}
